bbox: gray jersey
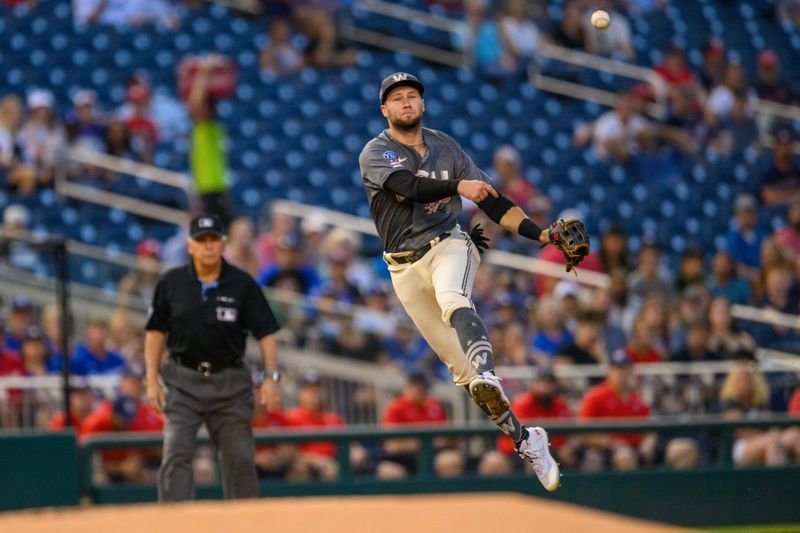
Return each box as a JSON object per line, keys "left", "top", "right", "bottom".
{"left": 359, "top": 127, "right": 492, "bottom": 253}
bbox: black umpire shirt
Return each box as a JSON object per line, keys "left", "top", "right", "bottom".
{"left": 145, "top": 258, "right": 280, "bottom": 366}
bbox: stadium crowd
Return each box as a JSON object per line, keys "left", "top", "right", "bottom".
{"left": 0, "top": 0, "right": 799, "bottom": 483}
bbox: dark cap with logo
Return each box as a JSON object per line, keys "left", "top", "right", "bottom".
{"left": 190, "top": 215, "right": 225, "bottom": 239}
{"left": 379, "top": 72, "right": 425, "bottom": 104}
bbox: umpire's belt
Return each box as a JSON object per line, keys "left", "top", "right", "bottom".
{"left": 383, "top": 232, "right": 450, "bottom": 266}
{"left": 174, "top": 357, "right": 241, "bottom": 377}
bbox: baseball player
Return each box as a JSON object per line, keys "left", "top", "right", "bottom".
{"left": 359, "top": 72, "right": 589, "bottom": 491}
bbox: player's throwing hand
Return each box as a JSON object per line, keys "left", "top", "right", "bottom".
{"left": 457, "top": 180, "right": 498, "bottom": 203}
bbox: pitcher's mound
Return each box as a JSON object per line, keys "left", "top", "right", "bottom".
{"left": 0, "top": 493, "right": 691, "bottom": 533}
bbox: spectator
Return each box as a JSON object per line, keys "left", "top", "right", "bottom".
{"left": 754, "top": 50, "right": 797, "bottom": 106}
{"left": 321, "top": 314, "right": 383, "bottom": 363}
{"left": 284, "top": 371, "right": 345, "bottom": 480}
{"left": 19, "top": 326, "right": 54, "bottom": 376}
{"left": 353, "top": 284, "right": 396, "bottom": 338}
{"left": 498, "top": 0, "right": 540, "bottom": 63}
{"left": 654, "top": 47, "right": 699, "bottom": 91}
{"left": 0, "top": 322, "right": 24, "bottom": 377}
{"left": 0, "top": 94, "right": 23, "bottom": 169}
{"left": 453, "top": 0, "right": 519, "bottom": 80}
{"left": 759, "top": 127, "right": 800, "bottom": 206}
{"left": 252, "top": 382, "right": 297, "bottom": 479}
{"left": 118, "top": 239, "right": 162, "bottom": 305}
{"left": 573, "top": 92, "right": 648, "bottom": 164}
{"left": 81, "top": 372, "right": 164, "bottom": 483}
{"left": 40, "top": 303, "right": 64, "bottom": 364}
{"left": 790, "top": 387, "right": 800, "bottom": 414}
{"left": 376, "top": 371, "right": 460, "bottom": 479}
{"left": 260, "top": 18, "right": 305, "bottom": 75}
{"left": 291, "top": 0, "right": 358, "bottom": 69}
{"left": 48, "top": 382, "right": 94, "bottom": 434}
{"left": 4, "top": 295, "right": 35, "bottom": 352}
{"left": 70, "top": 317, "right": 127, "bottom": 376}
{"left": 123, "top": 83, "right": 158, "bottom": 164}
{"left": 258, "top": 235, "right": 320, "bottom": 295}
{"left": 108, "top": 309, "right": 143, "bottom": 373}
{"left": 708, "top": 250, "right": 751, "bottom": 305}
{"left": 750, "top": 265, "right": 800, "bottom": 351}
{"left": 705, "top": 64, "right": 755, "bottom": 124}
{"left": 778, "top": 0, "right": 800, "bottom": 28}
{"left": 117, "top": 70, "right": 189, "bottom": 145}
{"left": 624, "top": 315, "right": 664, "bottom": 364}
{"left": 697, "top": 38, "right": 726, "bottom": 91}
{"left": 670, "top": 286, "right": 710, "bottom": 353}
{"left": 492, "top": 367, "right": 573, "bottom": 472}
{"left": 599, "top": 225, "right": 630, "bottom": 273}
{"left": 187, "top": 56, "right": 232, "bottom": 225}
{"left": 726, "top": 194, "right": 765, "bottom": 280}
{"left": 674, "top": 246, "right": 707, "bottom": 293}
{"left": 578, "top": 350, "right": 653, "bottom": 471}
{"left": 584, "top": 0, "right": 634, "bottom": 60}
{"left": 707, "top": 298, "right": 757, "bottom": 360}
{"left": 530, "top": 297, "right": 573, "bottom": 362}
{"left": 64, "top": 89, "right": 105, "bottom": 152}
{"left": 14, "top": 89, "right": 64, "bottom": 195}
{"left": 588, "top": 287, "right": 629, "bottom": 354}
{"left": 491, "top": 145, "right": 538, "bottom": 212}
{"left": 775, "top": 199, "right": 800, "bottom": 259}
{"left": 672, "top": 321, "right": 718, "bottom": 362}
{"left": 311, "top": 249, "right": 362, "bottom": 307}
{"left": 224, "top": 216, "right": 260, "bottom": 279}
{"left": 0, "top": 205, "right": 40, "bottom": 271}
{"left": 551, "top": 0, "right": 586, "bottom": 50}
{"left": 104, "top": 119, "right": 135, "bottom": 170}
{"left": 627, "top": 242, "right": 673, "bottom": 308}
{"left": 662, "top": 85, "right": 705, "bottom": 153}
{"left": 722, "top": 398, "right": 790, "bottom": 467}
{"left": 73, "top": 0, "right": 179, "bottom": 29}
{"left": 708, "top": 90, "right": 760, "bottom": 158}
{"left": 555, "top": 309, "right": 606, "bottom": 365}
{"left": 255, "top": 210, "right": 297, "bottom": 270}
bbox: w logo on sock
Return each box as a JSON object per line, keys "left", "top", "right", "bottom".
{"left": 471, "top": 352, "right": 488, "bottom": 369}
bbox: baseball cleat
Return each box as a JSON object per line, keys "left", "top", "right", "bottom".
{"left": 517, "top": 426, "right": 561, "bottom": 492}
{"left": 468, "top": 372, "right": 510, "bottom": 416}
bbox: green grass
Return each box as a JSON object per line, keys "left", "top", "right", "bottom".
{"left": 706, "top": 525, "right": 800, "bottom": 533}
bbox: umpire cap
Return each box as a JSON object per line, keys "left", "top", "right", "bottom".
{"left": 379, "top": 72, "right": 425, "bottom": 104}
{"left": 189, "top": 214, "right": 226, "bottom": 240}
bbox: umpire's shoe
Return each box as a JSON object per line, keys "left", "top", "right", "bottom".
{"left": 468, "top": 372, "right": 510, "bottom": 416}
{"left": 517, "top": 426, "right": 561, "bottom": 492}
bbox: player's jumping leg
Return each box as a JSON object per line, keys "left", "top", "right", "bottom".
{"left": 428, "top": 234, "right": 561, "bottom": 491}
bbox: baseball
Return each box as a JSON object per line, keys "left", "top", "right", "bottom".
{"left": 591, "top": 10, "right": 610, "bottom": 30}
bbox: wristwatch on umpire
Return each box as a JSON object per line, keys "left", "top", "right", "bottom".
{"left": 266, "top": 369, "right": 282, "bottom": 382}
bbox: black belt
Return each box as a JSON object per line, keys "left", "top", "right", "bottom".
{"left": 174, "top": 357, "right": 241, "bottom": 377}
{"left": 384, "top": 232, "right": 451, "bottom": 266}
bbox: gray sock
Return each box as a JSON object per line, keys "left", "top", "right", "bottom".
{"left": 450, "top": 307, "right": 494, "bottom": 375}
{"left": 491, "top": 410, "right": 528, "bottom": 446}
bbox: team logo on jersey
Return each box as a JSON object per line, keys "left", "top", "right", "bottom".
{"left": 383, "top": 150, "right": 398, "bottom": 161}
{"left": 216, "top": 307, "right": 238, "bottom": 322}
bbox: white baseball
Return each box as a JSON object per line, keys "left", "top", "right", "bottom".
{"left": 591, "top": 10, "right": 610, "bottom": 30}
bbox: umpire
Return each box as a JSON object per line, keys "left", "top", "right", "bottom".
{"left": 144, "top": 214, "right": 281, "bottom": 501}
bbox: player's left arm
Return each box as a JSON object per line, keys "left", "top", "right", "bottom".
{"left": 476, "top": 193, "right": 549, "bottom": 243}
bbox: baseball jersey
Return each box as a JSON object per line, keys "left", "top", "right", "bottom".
{"left": 284, "top": 407, "right": 345, "bottom": 458}
{"left": 359, "top": 127, "right": 492, "bottom": 253}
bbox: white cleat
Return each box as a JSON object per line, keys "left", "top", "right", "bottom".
{"left": 468, "top": 372, "right": 510, "bottom": 416}
{"left": 517, "top": 426, "right": 561, "bottom": 492}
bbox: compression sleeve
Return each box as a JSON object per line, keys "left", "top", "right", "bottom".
{"left": 384, "top": 169, "right": 460, "bottom": 202}
{"left": 476, "top": 192, "right": 515, "bottom": 224}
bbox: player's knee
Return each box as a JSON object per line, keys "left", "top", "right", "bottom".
{"left": 477, "top": 450, "right": 512, "bottom": 476}
{"left": 665, "top": 438, "right": 700, "bottom": 470}
{"left": 434, "top": 449, "right": 464, "bottom": 478}
{"left": 438, "top": 294, "right": 473, "bottom": 326}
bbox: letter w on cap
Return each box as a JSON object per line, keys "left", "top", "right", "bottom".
{"left": 199, "top": 218, "right": 214, "bottom": 228}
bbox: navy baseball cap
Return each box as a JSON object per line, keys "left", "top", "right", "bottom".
{"left": 379, "top": 72, "right": 425, "bottom": 104}
{"left": 189, "top": 215, "right": 225, "bottom": 239}
{"left": 112, "top": 395, "right": 138, "bottom": 426}
{"left": 407, "top": 370, "right": 430, "bottom": 389}
{"left": 609, "top": 349, "right": 632, "bottom": 367}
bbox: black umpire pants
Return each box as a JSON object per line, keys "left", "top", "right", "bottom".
{"left": 158, "top": 359, "right": 257, "bottom": 501}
